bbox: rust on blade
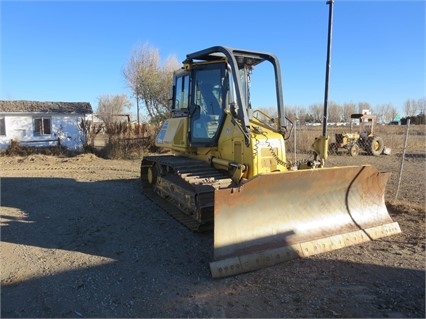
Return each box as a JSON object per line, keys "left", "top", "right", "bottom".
{"left": 210, "top": 165, "right": 401, "bottom": 278}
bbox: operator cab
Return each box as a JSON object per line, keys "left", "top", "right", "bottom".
{"left": 169, "top": 46, "right": 287, "bottom": 147}
{"left": 171, "top": 61, "right": 228, "bottom": 146}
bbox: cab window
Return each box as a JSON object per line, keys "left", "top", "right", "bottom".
{"left": 172, "top": 73, "right": 190, "bottom": 117}
{"left": 190, "top": 64, "right": 226, "bottom": 145}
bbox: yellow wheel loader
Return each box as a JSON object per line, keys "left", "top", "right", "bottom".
{"left": 140, "top": 1, "right": 400, "bottom": 278}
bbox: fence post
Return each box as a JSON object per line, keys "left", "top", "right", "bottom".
{"left": 294, "top": 119, "right": 297, "bottom": 162}
{"left": 394, "top": 119, "right": 410, "bottom": 202}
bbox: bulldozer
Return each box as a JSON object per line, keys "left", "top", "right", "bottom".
{"left": 329, "top": 113, "right": 385, "bottom": 156}
{"left": 140, "top": 1, "right": 400, "bottom": 278}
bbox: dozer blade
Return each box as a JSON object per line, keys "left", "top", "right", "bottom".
{"left": 210, "top": 165, "right": 401, "bottom": 278}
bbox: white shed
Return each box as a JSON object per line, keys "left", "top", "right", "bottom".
{"left": 0, "top": 100, "right": 93, "bottom": 151}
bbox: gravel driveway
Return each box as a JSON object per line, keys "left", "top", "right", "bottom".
{"left": 1, "top": 154, "right": 424, "bottom": 318}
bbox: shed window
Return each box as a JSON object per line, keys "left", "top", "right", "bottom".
{"left": 0, "top": 117, "right": 5, "bottom": 136}
{"left": 34, "top": 117, "right": 51, "bottom": 135}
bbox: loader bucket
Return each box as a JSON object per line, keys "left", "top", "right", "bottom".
{"left": 210, "top": 165, "right": 401, "bottom": 278}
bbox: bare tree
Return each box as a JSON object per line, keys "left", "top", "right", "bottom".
{"left": 404, "top": 98, "right": 419, "bottom": 117}
{"left": 284, "top": 105, "right": 297, "bottom": 121}
{"left": 357, "top": 102, "right": 373, "bottom": 114}
{"left": 342, "top": 102, "right": 357, "bottom": 122}
{"left": 123, "top": 42, "right": 180, "bottom": 126}
{"left": 309, "top": 103, "right": 323, "bottom": 123}
{"left": 295, "top": 106, "right": 308, "bottom": 123}
{"left": 96, "top": 94, "right": 132, "bottom": 123}
{"left": 417, "top": 97, "right": 426, "bottom": 115}
{"left": 389, "top": 106, "right": 399, "bottom": 122}
{"left": 328, "top": 101, "right": 341, "bottom": 123}
{"left": 376, "top": 103, "right": 397, "bottom": 123}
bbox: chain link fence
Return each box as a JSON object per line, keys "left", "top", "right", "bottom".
{"left": 288, "top": 122, "right": 425, "bottom": 209}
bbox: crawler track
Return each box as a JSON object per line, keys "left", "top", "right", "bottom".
{"left": 140, "top": 155, "right": 233, "bottom": 232}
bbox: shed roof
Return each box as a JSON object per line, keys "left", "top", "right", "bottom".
{"left": 0, "top": 100, "right": 93, "bottom": 114}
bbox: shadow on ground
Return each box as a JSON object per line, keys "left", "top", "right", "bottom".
{"left": 1, "top": 177, "right": 424, "bottom": 318}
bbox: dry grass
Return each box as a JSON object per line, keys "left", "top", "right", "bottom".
{"left": 3, "top": 140, "right": 72, "bottom": 157}
{"left": 288, "top": 124, "right": 426, "bottom": 154}
{"left": 3, "top": 123, "right": 424, "bottom": 160}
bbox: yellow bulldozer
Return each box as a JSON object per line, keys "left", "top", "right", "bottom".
{"left": 140, "top": 1, "right": 400, "bottom": 278}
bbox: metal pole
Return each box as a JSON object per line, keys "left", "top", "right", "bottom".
{"left": 294, "top": 119, "right": 297, "bottom": 162}
{"left": 394, "top": 119, "right": 410, "bottom": 201}
{"left": 136, "top": 93, "right": 140, "bottom": 125}
{"left": 322, "top": 0, "right": 334, "bottom": 137}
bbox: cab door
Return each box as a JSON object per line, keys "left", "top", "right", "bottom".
{"left": 189, "top": 63, "right": 227, "bottom": 146}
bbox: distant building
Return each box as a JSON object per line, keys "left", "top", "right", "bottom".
{"left": 0, "top": 100, "right": 93, "bottom": 151}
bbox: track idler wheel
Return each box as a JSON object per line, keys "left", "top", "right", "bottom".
{"left": 147, "top": 165, "right": 157, "bottom": 185}
{"left": 147, "top": 163, "right": 164, "bottom": 185}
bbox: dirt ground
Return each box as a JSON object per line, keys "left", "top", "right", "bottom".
{"left": 1, "top": 153, "right": 424, "bottom": 318}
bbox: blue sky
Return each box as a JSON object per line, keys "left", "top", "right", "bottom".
{"left": 1, "top": 0, "right": 425, "bottom": 118}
